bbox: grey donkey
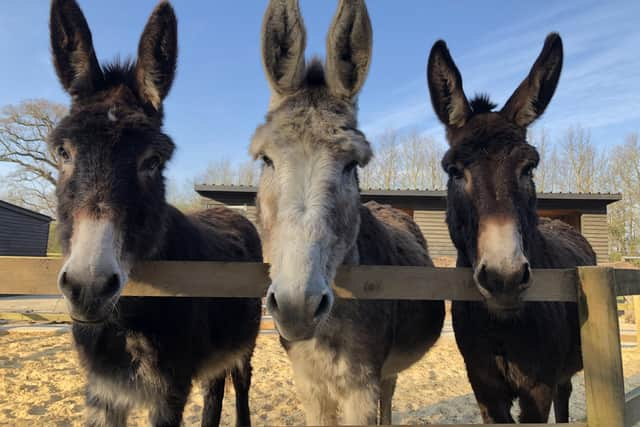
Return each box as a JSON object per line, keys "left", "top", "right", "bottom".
{"left": 251, "top": 0, "right": 445, "bottom": 424}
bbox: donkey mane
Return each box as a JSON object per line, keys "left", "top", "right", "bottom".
{"left": 100, "top": 58, "right": 137, "bottom": 89}
{"left": 304, "top": 58, "right": 327, "bottom": 88}
{"left": 469, "top": 93, "right": 497, "bottom": 114}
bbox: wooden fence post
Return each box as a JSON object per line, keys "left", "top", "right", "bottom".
{"left": 578, "top": 266, "right": 625, "bottom": 427}
{"left": 634, "top": 295, "right": 640, "bottom": 350}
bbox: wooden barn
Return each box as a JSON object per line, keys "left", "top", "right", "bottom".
{"left": 195, "top": 185, "right": 621, "bottom": 264}
{"left": 0, "top": 200, "right": 52, "bottom": 257}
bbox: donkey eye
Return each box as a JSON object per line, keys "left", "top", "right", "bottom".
{"left": 140, "top": 155, "right": 161, "bottom": 172}
{"left": 343, "top": 161, "right": 358, "bottom": 174}
{"left": 261, "top": 155, "right": 274, "bottom": 168}
{"left": 447, "top": 164, "right": 463, "bottom": 179}
{"left": 521, "top": 163, "right": 535, "bottom": 178}
{"left": 57, "top": 146, "right": 71, "bottom": 163}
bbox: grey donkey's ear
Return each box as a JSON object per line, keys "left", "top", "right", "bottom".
{"left": 427, "top": 40, "right": 470, "bottom": 129}
{"left": 261, "top": 0, "right": 307, "bottom": 96}
{"left": 325, "top": 0, "right": 372, "bottom": 99}
{"left": 135, "top": 2, "right": 178, "bottom": 110}
{"left": 50, "top": 0, "right": 103, "bottom": 98}
{"left": 501, "top": 33, "right": 563, "bottom": 127}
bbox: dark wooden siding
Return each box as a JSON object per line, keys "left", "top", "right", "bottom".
{"left": 200, "top": 191, "right": 613, "bottom": 265}
{"left": 0, "top": 206, "right": 51, "bottom": 256}
{"left": 581, "top": 213, "right": 609, "bottom": 263}
{"left": 413, "top": 210, "right": 457, "bottom": 257}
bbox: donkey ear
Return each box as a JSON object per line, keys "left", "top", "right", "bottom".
{"left": 261, "top": 0, "right": 307, "bottom": 97}
{"left": 50, "top": 0, "right": 102, "bottom": 97}
{"left": 325, "top": 0, "right": 372, "bottom": 99}
{"left": 135, "top": 1, "right": 178, "bottom": 110}
{"left": 501, "top": 33, "right": 563, "bottom": 127}
{"left": 427, "top": 40, "right": 470, "bottom": 129}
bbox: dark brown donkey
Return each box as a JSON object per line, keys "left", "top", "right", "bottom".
{"left": 427, "top": 34, "right": 595, "bottom": 423}
{"left": 49, "top": 1, "right": 260, "bottom": 425}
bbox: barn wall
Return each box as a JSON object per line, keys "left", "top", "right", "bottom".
{"left": 413, "top": 210, "right": 457, "bottom": 257}
{"left": 200, "top": 194, "right": 614, "bottom": 265}
{"left": 0, "top": 207, "right": 50, "bottom": 256}
{"left": 581, "top": 213, "right": 609, "bottom": 263}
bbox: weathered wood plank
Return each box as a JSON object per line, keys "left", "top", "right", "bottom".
{"left": 625, "top": 386, "right": 640, "bottom": 427}
{"left": 0, "top": 257, "right": 578, "bottom": 301}
{"left": 635, "top": 295, "right": 640, "bottom": 348}
{"left": 578, "top": 266, "right": 625, "bottom": 427}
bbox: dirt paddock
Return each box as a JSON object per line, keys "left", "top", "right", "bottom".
{"left": 1, "top": 329, "right": 640, "bottom": 426}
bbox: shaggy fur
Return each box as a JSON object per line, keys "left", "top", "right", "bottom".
{"left": 254, "top": 1, "right": 444, "bottom": 424}
{"left": 427, "top": 34, "right": 596, "bottom": 423}
{"left": 49, "top": 1, "right": 260, "bottom": 425}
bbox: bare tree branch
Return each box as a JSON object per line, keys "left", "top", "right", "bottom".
{"left": 0, "top": 99, "right": 67, "bottom": 216}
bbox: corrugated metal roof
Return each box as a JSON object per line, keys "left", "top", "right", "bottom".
{"left": 194, "top": 184, "right": 622, "bottom": 202}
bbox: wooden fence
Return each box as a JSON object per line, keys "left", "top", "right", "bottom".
{"left": 1, "top": 256, "right": 640, "bottom": 427}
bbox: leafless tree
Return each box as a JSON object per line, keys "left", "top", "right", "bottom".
{"left": 397, "top": 132, "right": 446, "bottom": 190}
{"left": 606, "top": 133, "right": 640, "bottom": 256}
{"left": 0, "top": 99, "right": 67, "bottom": 216}
{"left": 236, "top": 160, "right": 260, "bottom": 186}
{"left": 375, "top": 129, "right": 401, "bottom": 189}
{"left": 197, "top": 159, "right": 236, "bottom": 186}
{"left": 166, "top": 177, "right": 201, "bottom": 212}
{"left": 558, "top": 125, "right": 606, "bottom": 193}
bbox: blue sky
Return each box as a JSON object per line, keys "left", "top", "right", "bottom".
{"left": 1, "top": 1, "right": 639, "bottom": 187}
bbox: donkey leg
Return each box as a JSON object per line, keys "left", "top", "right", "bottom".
{"left": 232, "top": 359, "right": 253, "bottom": 427}
{"left": 518, "top": 382, "right": 554, "bottom": 423}
{"left": 149, "top": 382, "right": 191, "bottom": 427}
{"left": 342, "top": 382, "right": 379, "bottom": 425}
{"left": 553, "top": 380, "right": 572, "bottom": 423}
{"left": 85, "top": 391, "right": 129, "bottom": 427}
{"left": 468, "top": 374, "right": 514, "bottom": 423}
{"left": 202, "top": 375, "right": 226, "bottom": 427}
{"left": 379, "top": 375, "right": 397, "bottom": 425}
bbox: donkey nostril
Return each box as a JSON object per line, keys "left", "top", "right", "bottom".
{"left": 59, "top": 271, "right": 81, "bottom": 302}
{"left": 520, "top": 263, "right": 531, "bottom": 286}
{"left": 266, "top": 291, "right": 279, "bottom": 315}
{"left": 101, "top": 274, "right": 120, "bottom": 297}
{"left": 313, "top": 293, "right": 331, "bottom": 320}
{"left": 477, "top": 264, "right": 488, "bottom": 285}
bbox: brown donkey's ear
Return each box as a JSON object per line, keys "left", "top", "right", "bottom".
{"left": 50, "top": 0, "right": 103, "bottom": 98}
{"left": 427, "top": 40, "right": 470, "bottom": 129}
{"left": 501, "top": 33, "right": 563, "bottom": 127}
{"left": 135, "top": 1, "right": 178, "bottom": 110}
{"left": 325, "top": 0, "right": 372, "bottom": 99}
{"left": 261, "top": 0, "right": 307, "bottom": 97}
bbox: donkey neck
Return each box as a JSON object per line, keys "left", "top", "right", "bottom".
{"left": 153, "top": 204, "right": 209, "bottom": 261}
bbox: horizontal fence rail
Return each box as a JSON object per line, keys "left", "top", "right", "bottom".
{"left": 0, "top": 256, "right": 589, "bottom": 301}
{"left": 2, "top": 257, "right": 640, "bottom": 300}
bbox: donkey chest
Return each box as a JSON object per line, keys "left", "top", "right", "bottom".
{"left": 78, "top": 332, "right": 170, "bottom": 406}
{"left": 286, "top": 339, "right": 372, "bottom": 391}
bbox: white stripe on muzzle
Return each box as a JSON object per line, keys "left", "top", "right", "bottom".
{"left": 477, "top": 217, "right": 527, "bottom": 275}
{"left": 59, "top": 217, "right": 129, "bottom": 295}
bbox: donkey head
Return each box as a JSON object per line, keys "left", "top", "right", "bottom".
{"left": 253, "top": 0, "right": 373, "bottom": 341}
{"left": 49, "top": 0, "right": 177, "bottom": 323}
{"left": 427, "top": 34, "right": 563, "bottom": 315}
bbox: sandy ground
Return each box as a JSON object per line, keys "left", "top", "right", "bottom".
{"left": 1, "top": 330, "right": 640, "bottom": 426}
